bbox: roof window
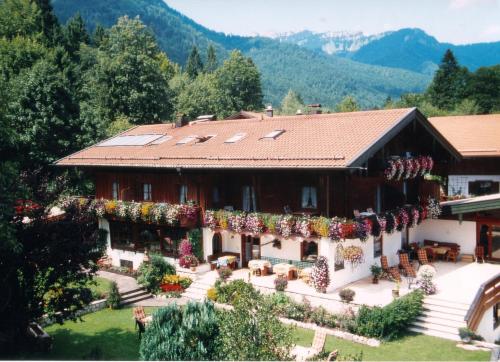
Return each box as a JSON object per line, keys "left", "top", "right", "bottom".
{"left": 225, "top": 132, "right": 246, "bottom": 144}
{"left": 195, "top": 135, "right": 216, "bottom": 144}
{"left": 262, "top": 129, "right": 285, "bottom": 140}
{"left": 97, "top": 134, "right": 163, "bottom": 147}
{"left": 149, "top": 135, "right": 172, "bottom": 145}
{"left": 176, "top": 135, "right": 197, "bottom": 145}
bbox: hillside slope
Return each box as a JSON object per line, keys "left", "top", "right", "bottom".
{"left": 52, "top": 0, "right": 431, "bottom": 108}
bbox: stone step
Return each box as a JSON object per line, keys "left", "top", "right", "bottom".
{"left": 422, "top": 303, "right": 468, "bottom": 317}
{"left": 119, "top": 287, "right": 144, "bottom": 297}
{"left": 120, "top": 289, "right": 150, "bottom": 301}
{"left": 420, "top": 309, "right": 466, "bottom": 323}
{"left": 423, "top": 298, "right": 470, "bottom": 312}
{"left": 411, "top": 320, "right": 460, "bottom": 335}
{"left": 409, "top": 326, "right": 461, "bottom": 341}
{"left": 415, "top": 315, "right": 466, "bottom": 329}
{"left": 120, "top": 293, "right": 153, "bottom": 306}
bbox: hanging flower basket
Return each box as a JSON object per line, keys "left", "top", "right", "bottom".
{"left": 343, "top": 245, "right": 364, "bottom": 269}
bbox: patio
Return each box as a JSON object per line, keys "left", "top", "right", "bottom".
{"left": 229, "top": 261, "right": 500, "bottom": 313}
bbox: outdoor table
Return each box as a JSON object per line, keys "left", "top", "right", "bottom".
{"left": 217, "top": 255, "right": 238, "bottom": 269}
{"left": 273, "top": 263, "right": 298, "bottom": 280}
{"left": 298, "top": 267, "right": 312, "bottom": 284}
{"left": 248, "top": 259, "right": 271, "bottom": 276}
{"left": 424, "top": 246, "right": 451, "bottom": 260}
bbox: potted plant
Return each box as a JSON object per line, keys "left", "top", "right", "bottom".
{"left": 186, "top": 255, "right": 199, "bottom": 271}
{"left": 458, "top": 327, "right": 474, "bottom": 344}
{"left": 370, "top": 263, "right": 382, "bottom": 284}
{"left": 392, "top": 280, "right": 400, "bottom": 298}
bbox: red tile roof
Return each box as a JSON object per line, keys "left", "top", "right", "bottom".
{"left": 56, "top": 108, "right": 443, "bottom": 169}
{"left": 429, "top": 114, "right": 500, "bottom": 157}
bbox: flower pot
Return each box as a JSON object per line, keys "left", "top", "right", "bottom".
{"left": 190, "top": 266, "right": 196, "bottom": 271}
{"left": 372, "top": 277, "right": 379, "bottom": 284}
{"left": 392, "top": 289, "right": 399, "bottom": 298}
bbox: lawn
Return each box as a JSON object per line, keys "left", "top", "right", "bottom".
{"left": 293, "top": 327, "right": 490, "bottom": 361}
{"left": 24, "top": 308, "right": 490, "bottom": 361}
{"left": 87, "top": 276, "right": 113, "bottom": 300}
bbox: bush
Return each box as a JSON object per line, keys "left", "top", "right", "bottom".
{"left": 416, "top": 265, "right": 437, "bottom": 295}
{"left": 282, "top": 297, "right": 313, "bottom": 322}
{"left": 339, "top": 288, "right": 355, "bottom": 303}
{"left": 188, "top": 228, "right": 203, "bottom": 261}
{"left": 337, "top": 307, "right": 357, "bottom": 333}
{"left": 217, "top": 266, "right": 232, "bottom": 281}
{"left": 311, "top": 256, "right": 330, "bottom": 293}
{"left": 266, "top": 292, "right": 293, "bottom": 315}
{"left": 310, "top": 306, "right": 336, "bottom": 328}
{"left": 207, "top": 287, "right": 217, "bottom": 301}
{"left": 215, "top": 279, "right": 261, "bottom": 305}
{"left": 107, "top": 281, "right": 121, "bottom": 309}
{"left": 139, "top": 301, "right": 219, "bottom": 361}
{"left": 274, "top": 276, "right": 288, "bottom": 291}
{"left": 355, "top": 290, "right": 423, "bottom": 340}
{"left": 137, "top": 254, "right": 176, "bottom": 293}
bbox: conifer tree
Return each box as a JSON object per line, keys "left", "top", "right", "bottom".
{"left": 205, "top": 44, "right": 217, "bottom": 73}
{"left": 280, "top": 89, "right": 305, "bottom": 115}
{"left": 185, "top": 45, "right": 203, "bottom": 78}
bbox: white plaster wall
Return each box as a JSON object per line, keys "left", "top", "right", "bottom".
{"left": 410, "top": 219, "right": 476, "bottom": 254}
{"left": 202, "top": 227, "right": 214, "bottom": 259}
{"left": 448, "top": 174, "right": 500, "bottom": 196}
{"left": 221, "top": 230, "right": 241, "bottom": 254}
{"left": 476, "top": 305, "right": 500, "bottom": 343}
{"left": 260, "top": 234, "right": 302, "bottom": 260}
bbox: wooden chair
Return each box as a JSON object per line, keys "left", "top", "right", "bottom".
{"left": 417, "top": 249, "right": 434, "bottom": 267}
{"left": 447, "top": 248, "right": 459, "bottom": 263}
{"left": 133, "top": 307, "right": 150, "bottom": 338}
{"left": 291, "top": 328, "right": 327, "bottom": 361}
{"left": 426, "top": 247, "right": 436, "bottom": 262}
{"left": 475, "top": 246, "right": 485, "bottom": 263}
{"left": 399, "top": 253, "right": 417, "bottom": 278}
{"left": 381, "top": 255, "right": 401, "bottom": 282}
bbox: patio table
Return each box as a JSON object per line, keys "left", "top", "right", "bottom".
{"left": 248, "top": 259, "right": 271, "bottom": 276}
{"left": 273, "top": 263, "right": 297, "bottom": 280}
{"left": 424, "top": 246, "right": 451, "bottom": 260}
{"left": 217, "top": 255, "right": 238, "bottom": 269}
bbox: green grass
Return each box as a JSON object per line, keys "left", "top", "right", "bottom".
{"left": 87, "top": 276, "right": 113, "bottom": 300}
{"left": 292, "top": 327, "right": 490, "bottom": 361}
{"left": 23, "top": 308, "right": 490, "bottom": 361}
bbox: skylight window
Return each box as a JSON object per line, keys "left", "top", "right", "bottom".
{"left": 176, "top": 135, "right": 197, "bottom": 145}
{"left": 195, "top": 135, "right": 216, "bottom": 144}
{"left": 225, "top": 132, "right": 246, "bottom": 144}
{"left": 262, "top": 129, "right": 285, "bottom": 140}
{"left": 149, "top": 135, "right": 172, "bottom": 145}
{"left": 97, "top": 134, "right": 163, "bottom": 147}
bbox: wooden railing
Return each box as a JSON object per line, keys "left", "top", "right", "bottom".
{"left": 465, "top": 274, "right": 500, "bottom": 331}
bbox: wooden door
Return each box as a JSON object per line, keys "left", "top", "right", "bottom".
{"left": 477, "top": 219, "right": 500, "bottom": 261}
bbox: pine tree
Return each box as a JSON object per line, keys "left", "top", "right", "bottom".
{"left": 427, "top": 49, "right": 469, "bottom": 110}
{"left": 92, "top": 24, "right": 107, "bottom": 47}
{"left": 205, "top": 44, "right": 217, "bottom": 73}
{"left": 64, "top": 13, "right": 89, "bottom": 56}
{"left": 335, "top": 95, "right": 360, "bottom": 112}
{"left": 185, "top": 45, "right": 203, "bottom": 78}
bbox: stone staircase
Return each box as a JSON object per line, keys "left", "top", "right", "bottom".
{"left": 409, "top": 296, "right": 470, "bottom": 341}
{"left": 119, "top": 287, "right": 153, "bottom": 306}
{"left": 182, "top": 271, "right": 218, "bottom": 301}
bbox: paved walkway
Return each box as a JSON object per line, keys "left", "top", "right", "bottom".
{"left": 97, "top": 270, "right": 140, "bottom": 293}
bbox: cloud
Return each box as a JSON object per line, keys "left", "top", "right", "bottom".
{"left": 481, "top": 24, "right": 500, "bottom": 40}
{"left": 449, "top": 0, "right": 496, "bottom": 9}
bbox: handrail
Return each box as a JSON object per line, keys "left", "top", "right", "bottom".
{"left": 465, "top": 274, "right": 500, "bottom": 331}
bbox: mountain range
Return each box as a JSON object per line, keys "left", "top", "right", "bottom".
{"left": 52, "top": 0, "right": 500, "bottom": 109}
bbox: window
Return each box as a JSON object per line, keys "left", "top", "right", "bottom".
{"left": 262, "top": 129, "right": 285, "bottom": 140}
{"left": 98, "top": 134, "right": 163, "bottom": 146}
{"left": 374, "top": 235, "right": 383, "bottom": 258}
{"left": 110, "top": 222, "right": 134, "bottom": 250}
{"left": 301, "top": 186, "right": 318, "bottom": 209}
{"left": 176, "top": 135, "right": 197, "bottom": 145}
{"left": 143, "top": 183, "right": 152, "bottom": 201}
{"left": 302, "top": 240, "right": 318, "bottom": 262}
{"left": 112, "top": 181, "right": 119, "bottom": 200}
{"left": 334, "top": 243, "right": 344, "bottom": 271}
{"left": 212, "top": 186, "right": 220, "bottom": 205}
{"left": 242, "top": 185, "right": 257, "bottom": 212}
{"left": 179, "top": 185, "right": 188, "bottom": 204}
{"left": 195, "top": 135, "right": 216, "bottom": 144}
{"left": 149, "top": 135, "right": 172, "bottom": 145}
{"left": 469, "top": 180, "right": 499, "bottom": 196}
{"left": 225, "top": 132, "right": 246, "bottom": 143}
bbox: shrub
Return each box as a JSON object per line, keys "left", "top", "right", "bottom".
{"left": 217, "top": 266, "right": 232, "bottom": 281}
{"left": 207, "top": 287, "right": 217, "bottom": 301}
{"left": 458, "top": 327, "right": 483, "bottom": 342}
{"left": 139, "top": 301, "right": 219, "bottom": 361}
{"left": 107, "top": 281, "right": 121, "bottom": 309}
{"left": 179, "top": 254, "right": 198, "bottom": 268}
{"left": 337, "top": 306, "right": 357, "bottom": 333}
{"left": 339, "top": 288, "right": 355, "bottom": 303}
{"left": 274, "top": 276, "right": 288, "bottom": 292}
{"left": 137, "top": 254, "right": 176, "bottom": 293}
{"left": 311, "top": 256, "right": 330, "bottom": 293}
{"left": 266, "top": 292, "right": 293, "bottom": 315}
{"left": 355, "top": 290, "right": 424, "bottom": 340}
{"left": 416, "top": 265, "right": 437, "bottom": 295}
{"left": 310, "top": 306, "right": 336, "bottom": 328}
{"left": 215, "top": 279, "right": 261, "bottom": 305}
{"left": 282, "top": 297, "right": 313, "bottom": 321}
{"left": 188, "top": 229, "right": 203, "bottom": 261}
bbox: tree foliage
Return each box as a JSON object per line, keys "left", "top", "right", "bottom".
{"left": 335, "top": 95, "right": 360, "bottom": 113}
{"left": 280, "top": 89, "right": 305, "bottom": 115}
{"left": 185, "top": 45, "right": 203, "bottom": 79}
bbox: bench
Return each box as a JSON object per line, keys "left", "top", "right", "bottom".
{"left": 423, "top": 240, "right": 460, "bottom": 252}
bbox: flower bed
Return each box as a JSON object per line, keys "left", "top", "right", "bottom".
{"left": 58, "top": 197, "right": 199, "bottom": 226}
{"left": 384, "top": 156, "right": 434, "bottom": 181}
{"left": 204, "top": 197, "right": 440, "bottom": 242}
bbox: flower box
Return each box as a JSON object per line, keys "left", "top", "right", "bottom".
{"left": 160, "top": 283, "right": 183, "bottom": 292}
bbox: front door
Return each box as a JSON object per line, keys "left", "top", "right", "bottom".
{"left": 240, "top": 235, "right": 260, "bottom": 267}
{"left": 477, "top": 221, "right": 500, "bottom": 261}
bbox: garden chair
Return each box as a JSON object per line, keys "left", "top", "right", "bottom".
{"left": 133, "top": 307, "right": 151, "bottom": 338}
{"left": 447, "top": 248, "right": 459, "bottom": 263}
{"left": 291, "top": 328, "right": 327, "bottom": 361}
{"left": 475, "top": 246, "right": 485, "bottom": 263}
{"left": 380, "top": 255, "right": 401, "bottom": 282}
{"left": 417, "top": 249, "right": 434, "bottom": 267}
{"left": 399, "top": 253, "right": 417, "bottom": 278}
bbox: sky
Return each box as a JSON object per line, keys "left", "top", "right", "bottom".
{"left": 164, "top": 0, "right": 500, "bottom": 44}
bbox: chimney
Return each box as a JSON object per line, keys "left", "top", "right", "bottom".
{"left": 175, "top": 113, "right": 188, "bottom": 128}
{"left": 307, "top": 103, "right": 322, "bottom": 115}
{"left": 266, "top": 105, "right": 273, "bottom": 117}
{"left": 296, "top": 109, "right": 303, "bottom": 115}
